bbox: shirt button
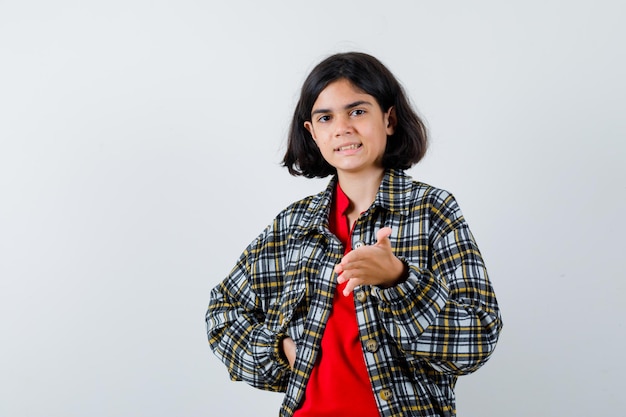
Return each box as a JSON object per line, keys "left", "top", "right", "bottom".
{"left": 379, "top": 389, "right": 393, "bottom": 401}
{"left": 365, "top": 339, "right": 379, "bottom": 353}
{"left": 353, "top": 240, "right": 365, "bottom": 249}
{"left": 356, "top": 290, "right": 367, "bottom": 303}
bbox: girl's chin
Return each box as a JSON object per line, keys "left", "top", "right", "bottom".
{"left": 333, "top": 165, "right": 385, "bottom": 176}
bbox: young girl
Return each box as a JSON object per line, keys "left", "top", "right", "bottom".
{"left": 206, "top": 52, "right": 502, "bottom": 417}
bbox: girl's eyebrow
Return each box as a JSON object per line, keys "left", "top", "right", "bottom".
{"left": 311, "top": 100, "right": 373, "bottom": 116}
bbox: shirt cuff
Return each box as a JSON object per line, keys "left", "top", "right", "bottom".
{"left": 272, "top": 332, "right": 291, "bottom": 369}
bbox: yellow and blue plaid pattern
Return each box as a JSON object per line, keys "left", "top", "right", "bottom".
{"left": 206, "top": 169, "right": 502, "bottom": 417}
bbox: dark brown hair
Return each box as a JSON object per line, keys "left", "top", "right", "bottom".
{"left": 282, "top": 52, "right": 428, "bottom": 178}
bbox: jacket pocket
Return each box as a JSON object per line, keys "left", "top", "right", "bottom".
{"left": 280, "top": 286, "right": 306, "bottom": 326}
{"left": 275, "top": 285, "right": 307, "bottom": 342}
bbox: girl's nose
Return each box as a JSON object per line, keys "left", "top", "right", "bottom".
{"left": 334, "top": 115, "right": 353, "bottom": 136}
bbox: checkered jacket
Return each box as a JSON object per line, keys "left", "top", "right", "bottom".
{"left": 206, "top": 169, "right": 502, "bottom": 416}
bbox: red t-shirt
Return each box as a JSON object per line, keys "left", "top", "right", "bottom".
{"left": 293, "top": 184, "right": 380, "bottom": 417}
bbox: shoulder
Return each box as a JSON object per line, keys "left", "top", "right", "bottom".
{"left": 273, "top": 176, "right": 335, "bottom": 230}
{"left": 409, "top": 180, "right": 458, "bottom": 211}
{"left": 389, "top": 169, "right": 459, "bottom": 213}
{"left": 274, "top": 194, "right": 317, "bottom": 226}
{"left": 270, "top": 186, "right": 329, "bottom": 235}
{"left": 243, "top": 194, "right": 318, "bottom": 255}
{"left": 402, "top": 177, "right": 465, "bottom": 234}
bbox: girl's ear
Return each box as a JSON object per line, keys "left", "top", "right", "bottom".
{"left": 304, "top": 121, "right": 317, "bottom": 142}
{"left": 385, "top": 106, "right": 397, "bottom": 136}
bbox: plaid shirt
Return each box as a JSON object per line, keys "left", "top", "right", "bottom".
{"left": 206, "top": 169, "right": 502, "bottom": 417}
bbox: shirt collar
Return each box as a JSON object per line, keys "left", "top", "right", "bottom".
{"left": 373, "top": 168, "right": 413, "bottom": 216}
{"left": 293, "top": 169, "right": 413, "bottom": 238}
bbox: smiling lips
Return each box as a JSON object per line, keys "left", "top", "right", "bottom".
{"left": 334, "top": 143, "right": 362, "bottom": 152}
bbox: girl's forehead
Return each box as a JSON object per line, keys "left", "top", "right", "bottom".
{"left": 322, "top": 78, "right": 366, "bottom": 94}
{"left": 314, "top": 79, "right": 372, "bottom": 103}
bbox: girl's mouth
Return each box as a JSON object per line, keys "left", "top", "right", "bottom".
{"left": 335, "top": 143, "right": 362, "bottom": 152}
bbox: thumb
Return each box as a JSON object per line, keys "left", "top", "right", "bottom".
{"left": 375, "top": 227, "right": 393, "bottom": 247}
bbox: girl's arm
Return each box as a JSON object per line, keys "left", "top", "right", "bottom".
{"left": 205, "top": 225, "right": 291, "bottom": 392}
{"left": 371, "top": 193, "right": 502, "bottom": 375}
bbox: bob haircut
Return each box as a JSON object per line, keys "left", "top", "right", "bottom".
{"left": 283, "top": 52, "right": 428, "bottom": 178}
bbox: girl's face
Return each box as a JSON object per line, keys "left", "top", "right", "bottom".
{"left": 304, "top": 78, "right": 395, "bottom": 179}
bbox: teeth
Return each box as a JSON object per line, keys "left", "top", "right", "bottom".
{"left": 337, "top": 144, "right": 360, "bottom": 151}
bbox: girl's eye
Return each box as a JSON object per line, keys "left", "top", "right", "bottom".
{"left": 351, "top": 109, "right": 365, "bottom": 116}
{"left": 318, "top": 115, "right": 331, "bottom": 123}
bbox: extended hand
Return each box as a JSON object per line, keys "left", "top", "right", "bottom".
{"left": 334, "top": 227, "right": 407, "bottom": 296}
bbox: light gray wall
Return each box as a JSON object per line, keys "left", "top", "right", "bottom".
{"left": 1, "top": 1, "right": 624, "bottom": 416}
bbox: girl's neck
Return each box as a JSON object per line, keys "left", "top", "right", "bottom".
{"left": 337, "top": 168, "right": 385, "bottom": 220}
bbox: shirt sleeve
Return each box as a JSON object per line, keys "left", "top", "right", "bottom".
{"left": 371, "top": 191, "right": 502, "bottom": 375}
{"left": 205, "top": 221, "right": 292, "bottom": 392}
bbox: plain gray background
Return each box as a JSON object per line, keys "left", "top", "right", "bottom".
{"left": 1, "top": 1, "right": 625, "bottom": 416}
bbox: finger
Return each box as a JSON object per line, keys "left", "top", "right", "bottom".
{"left": 376, "top": 227, "right": 393, "bottom": 247}
{"left": 336, "top": 266, "right": 354, "bottom": 284}
{"left": 340, "top": 248, "right": 368, "bottom": 265}
{"left": 337, "top": 252, "right": 359, "bottom": 272}
{"left": 342, "top": 278, "right": 360, "bottom": 296}
{"left": 336, "top": 257, "right": 363, "bottom": 275}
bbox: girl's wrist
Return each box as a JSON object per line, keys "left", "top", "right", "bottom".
{"left": 380, "top": 256, "right": 409, "bottom": 288}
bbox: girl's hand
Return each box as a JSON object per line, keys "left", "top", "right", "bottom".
{"left": 280, "top": 336, "right": 296, "bottom": 369}
{"left": 334, "top": 227, "right": 407, "bottom": 297}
